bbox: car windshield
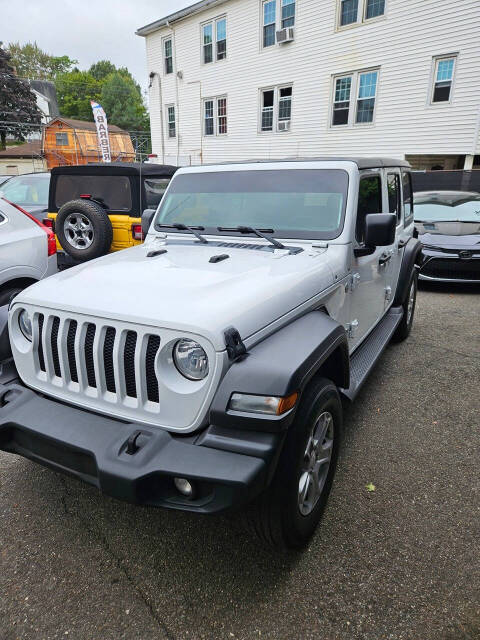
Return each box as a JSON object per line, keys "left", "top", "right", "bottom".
{"left": 1, "top": 174, "right": 50, "bottom": 207}
{"left": 154, "top": 169, "right": 349, "bottom": 239}
{"left": 414, "top": 193, "right": 480, "bottom": 222}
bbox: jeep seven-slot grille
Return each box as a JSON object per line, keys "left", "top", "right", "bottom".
{"left": 35, "top": 314, "right": 161, "bottom": 404}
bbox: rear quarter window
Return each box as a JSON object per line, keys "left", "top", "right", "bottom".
{"left": 55, "top": 175, "right": 132, "bottom": 211}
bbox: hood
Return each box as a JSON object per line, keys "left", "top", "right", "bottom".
{"left": 416, "top": 221, "right": 480, "bottom": 249}
{"left": 16, "top": 238, "right": 337, "bottom": 350}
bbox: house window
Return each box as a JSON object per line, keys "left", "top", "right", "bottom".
{"left": 202, "top": 23, "right": 213, "bottom": 63}
{"left": 263, "top": 1, "right": 276, "bottom": 47}
{"left": 204, "top": 97, "right": 227, "bottom": 136}
{"left": 166, "top": 105, "right": 176, "bottom": 138}
{"left": 281, "top": 0, "right": 295, "bottom": 28}
{"left": 261, "top": 85, "right": 292, "bottom": 132}
{"left": 332, "top": 69, "right": 379, "bottom": 126}
{"left": 203, "top": 17, "right": 227, "bottom": 63}
{"left": 55, "top": 132, "right": 69, "bottom": 146}
{"left": 432, "top": 56, "right": 456, "bottom": 103}
{"left": 164, "top": 38, "right": 173, "bottom": 74}
{"left": 216, "top": 18, "right": 227, "bottom": 60}
{"left": 332, "top": 76, "right": 352, "bottom": 125}
{"left": 356, "top": 71, "right": 378, "bottom": 123}
{"left": 339, "top": 0, "right": 385, "bottom": 27}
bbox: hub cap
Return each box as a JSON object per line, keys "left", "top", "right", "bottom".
{"left": 298, "top": 411, "right": 334, "bottom": 516}
{"left": 407, "top": 280, "right": 415, "bottom": 325}
{"left": 64, "top": 213, "right": 94, "bottom": 250}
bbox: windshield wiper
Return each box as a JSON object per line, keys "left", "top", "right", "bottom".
{"left": 217, "top": 225, "right": 286, "bottom": 250}
{"left": 157, "top": 222, "right": 208, "bottom": 244}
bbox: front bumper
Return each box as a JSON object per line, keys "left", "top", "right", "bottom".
{"left": 419, "top": 251, "right": 480, "bottom": 283}
{"left": 0, "top": 382, "right": 284, "bottom": 514}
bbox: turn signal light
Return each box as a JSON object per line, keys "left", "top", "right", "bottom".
{"left": 229, "top": 391, "right": 298, "bottom": 416}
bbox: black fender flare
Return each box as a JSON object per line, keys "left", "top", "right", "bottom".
{"left": 394, "top": 237, "right": 422, "bottom": 306}
{"left": 209, "top": 311, "right": 349, "bottom": 433}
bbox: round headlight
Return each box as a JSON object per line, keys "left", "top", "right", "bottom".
{"left": 18, "top": 309, "right": 33, "bottom": 341}
{"left": 173, "top": 338, "right": 209, "bottom": 380}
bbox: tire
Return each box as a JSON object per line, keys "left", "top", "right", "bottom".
{"left": 393, "top": 271, "right": 417, "bottom": 342}
{"left": 56, "top": 199, "right": 113, "bottom": 262}
{"left": 245, "top": 377, "right": 342, "bottom": 550}
{"left": 0, "top": 287, "right": 24, "bottom": 308}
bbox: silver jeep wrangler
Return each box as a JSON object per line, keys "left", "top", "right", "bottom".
{"left": 0, "top": 158, "right": 421, "bottom": 549}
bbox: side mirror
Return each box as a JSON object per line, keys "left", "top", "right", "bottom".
{"left": 365, "top": 213, "right": 396, "bottom": 247}
{"left": 141, "top": 208, "right": 156, "bottom": 237}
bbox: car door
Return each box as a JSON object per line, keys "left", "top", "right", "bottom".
{"left": 382, "top": 169, "right": 403, "bottom": 308}
{"left": 348, "top": 171, "right": 387, "bottom": 350}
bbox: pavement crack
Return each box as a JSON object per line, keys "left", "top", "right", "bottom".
{"left": 58, "top": 477, "right": 177, "bottom": 640}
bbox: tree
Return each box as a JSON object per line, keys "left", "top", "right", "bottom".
{"left": 88, "top": 60, "right": 117, "bottom": 82}
{"left": 100, "top": 72, "right": 149, "bottom": 131}
{"left": 55, "top": 71, "right": 101, "bottom": 121}
{"left": 0, "top": 47, "right": 42, "bottom": 150}
{"left": 7, "top": 42, "right": 77, "bottom": 81}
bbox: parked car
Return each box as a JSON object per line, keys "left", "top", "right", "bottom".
{"left": 0, "top": 197, "right": 57, "bottom": 377}
{"left": 0, "top": 158, "right": 421, "bottom": 549}
{"left": 45, "top": 162, "right": 178, "bottom": 268}
{"left": 0, "top": 172, "right": 50, "bottom": 222}
{"left": 0, "top": 175, "right": 12, "bottom": 187}
{"left": 414, "top": 190, "right": 480, "bottom": 282}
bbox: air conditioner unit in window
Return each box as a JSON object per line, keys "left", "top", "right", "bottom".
{"left": 276, "top": 27, "right": 294, "bottom": 44}
{"left": 278, "top": 120, "right": 291, "bottom": 132}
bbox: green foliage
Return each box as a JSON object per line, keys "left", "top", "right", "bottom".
{"left": 7, "top": 42, "right": 77, "bottom": 81}
{"left": 0, "top": 47, "right": 42, "bottom": 149}
{"left": 55, "top": 71, "right": 101, "bottom": 121}
{"left": 88, "top": 60, "right": 117, "bottom": 82}
{"left": 100, "top": 72, "right": 149, "bottom": 131}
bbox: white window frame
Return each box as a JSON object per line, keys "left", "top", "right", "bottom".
{"left": 330, "top": 68, "right": 380, "bottom": 128}
{"left": 430, "top": 54, "right": 457, "bottom": 105}
{"left": 260, "top": 0, "right": 296, "bottom": 49}
{"left": 166, "top": 104, "right": 176, "bottom": 138}
{"left": 201, "top": 15, "right": 227, "bottom": 64}
{"left": 336, "top": 0, "right": 386, "bottom": 30}
{"left": 259, "top": 84, "right": 293, "bottom": 133}
{"left": 163, "top": 36, "right": 173, "bottom": 75}
{"left": 203, "top": 96, "right": 228, "bottom": 136}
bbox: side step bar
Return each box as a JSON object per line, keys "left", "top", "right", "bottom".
{"left": 341, "top": 306, "right": 403, "bottom": 401}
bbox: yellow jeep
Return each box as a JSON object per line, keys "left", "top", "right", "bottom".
{"left": 46, "top": 162, "right": 177, "bottom": 267}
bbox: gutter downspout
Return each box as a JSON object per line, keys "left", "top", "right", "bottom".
{"left": 149, "top": 72, "right": 165, "bottom": 163}
{"left": 187, "top": 79, "right": 203, "bottom": 164}
{"left": 167, "top": 19, "right": 181, "bottom": 166}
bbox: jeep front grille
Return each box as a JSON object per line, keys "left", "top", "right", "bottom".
{"left": 35, "top": 313, "right": 161, "bottom": 405}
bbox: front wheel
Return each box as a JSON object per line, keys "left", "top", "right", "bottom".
{"left": 245, "top": 377, "right": 342, "bottom": 550}
{"left": 393, "top": 272, "right": 418, "bottom": 342}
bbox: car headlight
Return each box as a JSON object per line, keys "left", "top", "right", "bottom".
{"left": 173, "top": 338, "right": 209, "bottom": 380}
{"left": 18, "top": 309, "right": 33, "bottom": 341}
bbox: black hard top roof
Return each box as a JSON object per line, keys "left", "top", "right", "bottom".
{"left": 203, "top": 157, "right": 411, "bottom": 169}
{"left": 51, "top": 162, "right": 178, "bottom": 177}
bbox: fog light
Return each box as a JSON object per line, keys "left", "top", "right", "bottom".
{"left": 174, "top": 477, "right": 194, "bottom": 497}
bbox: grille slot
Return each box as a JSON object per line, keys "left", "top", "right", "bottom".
{"left": 84, "top": 323, "right": 97, "bottom": 388}
{"left": 67, "top": 320, "right": 78, "bottom": 382}
{"left": 103, "top": 327, "right": 116, "bottom": 393}
{"left": 51, "top": 316, "right": 61, "bottom": 377}
{"left": 422, "top": 258, "right": 480, "bottom": 281}
{"left": 146, "top": 335, "right": 161, "bottom": 403}
{"left": 38, "top": 314, "right": 45, "bottom": 372}
{"left": 124, "top": 331, "right": 137, "bottom": 397}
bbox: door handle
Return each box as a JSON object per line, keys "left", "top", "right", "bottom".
{"left": 379, "top": 254, "right": 392, "bottom": 266}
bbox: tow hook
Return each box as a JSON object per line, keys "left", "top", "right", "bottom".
{"left": 125, "top": 430, "right": 143, "bottom": 455}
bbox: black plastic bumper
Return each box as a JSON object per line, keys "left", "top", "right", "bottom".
{"left": 0, "top": 383, "right": 284, "bottom": 514}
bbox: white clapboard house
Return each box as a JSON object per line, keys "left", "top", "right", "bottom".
{"left": 137, "top": 0, "right": 480, "bottom": 170}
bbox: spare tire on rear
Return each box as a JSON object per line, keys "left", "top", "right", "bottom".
{"left": 56, "top": 199, "right": 113, "bottom": 262}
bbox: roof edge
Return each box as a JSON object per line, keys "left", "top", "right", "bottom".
{"left": 136, "top": 0, "right": 230, "bottom": 36}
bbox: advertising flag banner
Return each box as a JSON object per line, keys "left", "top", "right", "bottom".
{"left": 90, "top": 100, "right": 111, "bottom": 162}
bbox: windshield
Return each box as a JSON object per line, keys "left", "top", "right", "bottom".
{"left": 1, "top": 174, "right": 50, "bottom": 207}
{"left": 154, "top": 169, "right": 349, "bottom": 239}
{"left": 415, "top": 195, "right": 480, "bottom": 222}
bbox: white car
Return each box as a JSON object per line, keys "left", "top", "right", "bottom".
{"left": 0, "top": 158, "right": 421, "bottom": 549}
{"left": 0, "top": 198, "right": 57, "bottom": 372}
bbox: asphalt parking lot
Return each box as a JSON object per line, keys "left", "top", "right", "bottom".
{"left": 1, "top": 284, "right": 479, "bottom": 640}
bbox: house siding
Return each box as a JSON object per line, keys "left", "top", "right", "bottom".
{"left": 143, "top": 0, "right": 480, "bottom": 166}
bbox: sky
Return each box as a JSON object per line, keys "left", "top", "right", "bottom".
{"left": 1, "top": 0, "right": 193, "bottom": 92}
